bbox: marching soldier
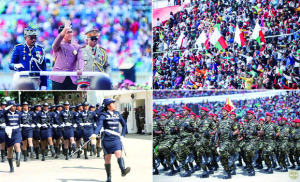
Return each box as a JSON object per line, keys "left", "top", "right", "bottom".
{"left": 9, "top": 28, "right": 47, "bottom": 90}
{"left": 20, "top": 102, "right": 34, "bottom": 161}
{"left": 79, "top": 102, "right": 97, "bottom": 159}
{"left": 3, "top": 101, "right": 22, "bottom": 172}
{"left": 32, "top": 104, "right": 41, "bottom": 159}
{"left": 215, "top": 107, "right": 239, "bottom": 179}
{"left": 53, "top": 104, "right": 64, "bottom": 158}
{"left": 258, "top": 112, "right": 280, "bottom": 174}
{"left": 255, "top": 118, "right": 265, "bottom": 169}
{"left": 194, "top": 107, "right": 216, "bottom": 178}
{"left": 75, "top": 104, "right": 83, "bottom": 158}
{"left": 81, "top": 29, "right": 110, "bottom": 77}
{"left": 60, "top": 101, "right": 78, "bottom": 160}
{"left": 291, "top": 119, "right": 300, "bottom": 170}
{"left": 211, "top": 113, "right": 220, "bottom": 171}
{"left": 33, "top": 103, "right": 56, "bottom": 161}
{"left": 289, "top": 120, "right": 296, "bottom": 169}
{"left": 240, "top": 110, "right": 262, "bottom": 176}
{"left": 153, "top": 109, "right": 161, "bottom": 175}
{"left": 0, "top": 104, "right": 6, "bottom": 163}
{"left": 276, "top": 117, "right": 291, "bottom": 172}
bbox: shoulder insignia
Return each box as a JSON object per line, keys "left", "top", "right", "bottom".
{"left": 81, "top": 45, "right": 87, "bottom": 49}
{"left": 99, "top": 46, "right": 106, "bottom": 51}
{"left": 37, "top": 45, "right": 44, "bottom": 49}
{"left": 15, "top": 44, "right": 23, "bottom": 47}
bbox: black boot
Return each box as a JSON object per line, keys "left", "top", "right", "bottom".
{"left": 296, "top": 165, "right": 300, "bottom": 170}
{"left": 84, "top": 149, "right": 88, "bottom": 159}
{"left": 161, "top": 163, "right": 169, "bottom": 171}
{"left": 91, "top": 144, "right": 96, "bottom": 156}
{"left": 180, "top": 168, "right": 191, "bottom": 177}
{"left": 281, "top": 166, "right": 288, "bottom": 172}
{"left": 117, "top": 157, "right": 131, "bottom": 176}
{"left": 207, "top": 163, "right": 214, "bottom": 174}
{"left": 290, "top": 162, "right": 296, "bottom": 169}
{"left": 286, "top": 155, "right": 290, "bottom": 166}
{"left": 153, "top": 168, "right": 159, "bottom": 175}
{"left": 8, "top": 158, "right": 14, "bottom": 172}
{"left": 77, "top": 149, "right": 81, "bottom": 158}
{"left": 30, "top": 146, "right": 34, "bottom": 159}
{"left": 61, "top": 144, "right": 64, "bottom": 155}
{"left": 69, "top": 147, "right": 72, "bottom": 157}
{"left": 237, "top": 157, "right": 243, "bottom": 166}
{"left": 248, "top": 169, "right": 255, "bottom": 176}
{"left": 266, "top": 167, "right": 273, "bottom": 174}
{"left": 24, "top": 150, "right": 27, "bottom": 162}
{"left": 16, "top": 152, "right": 21, "bottom": 167}
{"left": 174, "top": 161, "right": 180, "bottom": 172}
{"left": 166, "top": 164, "right": 176, "bottom": 176}
{"left": 276, "top": 165, "right": 283, "bottom": 170}
{"left": 55, "top": 148, "right": 59, "bottom": 159}
{"left": 1, "top": 149, "right": 5, "bottom": 162}
{"left": 72, "top": 143, "right": 76, "bottom": 153}
{"left": 65, "top": 149, "right": 69, "bottom": 160}
{"left": 50, "top": 145, "right": 56, "bottom": 157}
{"left": 97, "top": 147, "right": 101, "bottom": 157}
{"left": 45, "top": 145, "right": 48, "bottom": 156}
{"left": 189, "top": 162, "right": 195, "bottom": 173}
{"left": 41, "top": 149, "right": 45, "bottom": 161}
{"left": 194, "top": 162, "right": 201, "bottom": 171}
{"left": 230, "top": 169, "right": 236, "bottom": 175}
{"left": 200, "top": 169, "right": 209, "bottom": 178}
{"left": 35, "top": 147, "right": 39, "bottom": 159}
{"left": 105, "top": 164, "right": 112, "bottom": 182}
{"left": 223, "top": 170, "right": 231, "bottom": 179}
{"left": 244, "top": 163, "right": 249, "bottom": 169}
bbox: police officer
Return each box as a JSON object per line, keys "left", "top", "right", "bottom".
{"left": 3, "top": 101, "right": 22, "bottom": 172}
{"left": 20, "top": 102, "right": 34, "bottom": 161}
{"left": 0, "top": 103, "right": 6, "bottom": 163}
{"left": 53, "top": 104, "right": 64, "bottom": 158}
{"left": 9, "top": 28, "right": 47, "bottom": 90}
{"left": 75, "top": 104, "right": 83, "bottom": 158}
{"left": 32, "top": 103, "right": 41, "bottom": 159}
{"left": 94, "top": 104, "right": 103, "bottom": 157}
{"left": 91, "top": 98, "right": 130, "bottom": 182}
{"left": 16, "top": 103, "right": 22, "bottom": 112}
{"left": 60, "top": 101, "right": 77, "bottom": 160}
{"left": 195, "top": 107, "right": 216, "bottom": 178}
{"left": 33, "top": 103, "right": 56, "bottom": 161}
{"left": 81, "top": 30, "right": 110, "bottom": 76}
{"left": 215, "top": 107, "right": 239, "bottom": 179}
{"left": 79, "top": 102, "right": 97, "bottom": 159}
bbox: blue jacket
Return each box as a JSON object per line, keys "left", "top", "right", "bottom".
{"left": 9, "top": 43, "right": 47, "bottom": 87}
{"left": 94, "top": 110, "right": 126, "bottom": 137}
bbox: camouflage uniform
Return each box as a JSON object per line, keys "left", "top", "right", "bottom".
{"left": 176, "top": 115, "right": 196, "bottom": 176}
{"left": 288, "top": 123, "right": 296, "bottom": 168}
{"left": 240, "top": 119, "right": 261, "bottom": 173}
{"left": 291, "top": 125, "right": 300, "bottom": 169}
{"left": 262, "top": 122, "right": 280, "bottom": 170}
{"left": 217, "top": 117, "right": 238, "bottom": 173}
{"left": 139, "top": 108, "right": 145, "bottom": 132}
{"left": 277, "top": 123, "right": 292, "bottom": 170}
{"left": 194, "top": 116, "right": 216, "bottom": 173}
{"left": 153, "top": 117, "right": 162, "bottom": 171}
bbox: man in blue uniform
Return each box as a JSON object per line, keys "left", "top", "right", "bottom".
{"left": 32, "top": 103, "right": 41, "bottom": 159}
{"left": 20, "top": 102, "right": 34, "bottom": 161}
{"left": 53, "top": 104, "right": 63, "bottom": 159}
{"left": 75, "top": 104, "right": 83, "bottom": 158}
{"left": 9, "top": 28, "right": 47, "bottom": 90}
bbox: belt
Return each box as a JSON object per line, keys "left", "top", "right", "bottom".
{"left": 41, "top": 124, "right": 48, "bottom": 128}
{"left": 20, "top": 124, "right": 31, "bottom": 127}
{"left": 104, "top": 129, "right": 120, "bottom": 136}
{"left": 80, "top": 123, "right": 92, "bottom": 126}
{"left": 5, "top": 126, "right": 19, "bottom": 138}
{"left": 52, "top": 124, "right": 60, "bottom": 128}
{"left": 65, "top": 123, "right": 72, "bottom": 126}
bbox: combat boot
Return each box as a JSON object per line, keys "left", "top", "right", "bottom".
{"left": 189, "top": 162, "right": 195, "bottom": 173}
{"left": 84, "top": 149, "right": 88, "bottom": 159}
{"left": 207, "top": 163, "right": 214, "bottom": 174}
{"left": 117, "top": 157, "right": 131, "bottom": 176}
{"left": 180, "top": 169, "right": 191, "bottom": 177}
{"left": 200, "top": 169, "right": 209, "bottom": 178}
{"left": 97, "top": 147, "right": 102, "bottom": 157}
{"left": 77, "top": 149, "right": 81, "bottom": 158}
{"left": 281, "top": 166, "right": 288, "bottom": 172}
{"left": 194, "top": 162, "right": 201, "bottom": 171}
{"left": 161, "top": 162, "right": 169, "bottom": 171}
{"left": 105, "top": 163, "right": 111, "bottom": 182}
{"left": 286, "top": 155, "right": 290, "bottom": 166}
{"left": 248, "top": 169, "right": 255, "bottom": 176}
{"left": 65, "top": 149, "right": 69, "bottom": 160}
{"left": 8, "top": 158, "right": 14, "bottom": 172}
{"left": 55, "top": 148, "right": 59, "bottom": 159}
{"left": 23, "top": 150, "right": 27, "bottom": 162}
{"left": 166, "top": 164, "right": 176, "bottom": 176}
{"left": 276, "top": 165, "right": 283, "bottom": 170}
{"left": 223, "top": 170, "right": 231, "bottom": 179}
{"left": 1, "top": 149, "right": 5, "bottom": 162}
{"left": 35, "top": 147, "right": 39, "bottom": 159}
{"left": 41, "top": 149, "right": 45, "bottom": 161}
{"left": 237, "top": 156, "right": 243, "bottom": 166}
{"left": 174, "top": 161, "right": 180, "bottom": 172}
{"left": 153, "top": 168, "right": 159, "bottom": 175}
{"left": 266, "top": 167, "right": 273, "bottom": 174}
{"left": 29, "top": 146, "right": 34, "bottom": 159}
{"left": 290, "top": 162, "right": 296, "bottom": 169}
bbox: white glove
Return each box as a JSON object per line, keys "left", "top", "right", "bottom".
{"left": 61, "top": 123, "right": 65, "bottom": 127}
{"left": 90, "top": 134, "right": 97, "bottom": 140}
{"left": 37, "top": 124, "right": 41, "bottom": 128}
{"left": 120, "top": 136, "right": 124, "bottom": 142}
{"left": 5, "top": 105, "right": 12, "bottom": 110}
{"left": 53, "top": 125, "right": 57, "bottom": 128}
{"left": 80, "top": 123, "right": 84, "bottom": 126}
{"left": 31, "top": 124, "right": 36, "bottom": 127}
{"left": 73, "top": 124, "right": 77, "bottom": 128}
{"left": 41, "top": 86, "right": 47, "bottom": 90}
{"left": 94, "top": 123, "right": 96, "bottom": 127}
{"left": 20, "top": 124, "right": 24, "bottom": 127}
{"left": 14, "top": 63, "right": 24, "bottom": 70}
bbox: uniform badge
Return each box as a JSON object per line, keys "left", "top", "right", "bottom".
{"left": 73, "top": 50, "right": 78, "bottom": 55}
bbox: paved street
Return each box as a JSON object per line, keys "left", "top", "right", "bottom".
{"left": 153, "top": 162, "right": 300, "bottom": 182}
{"left": 0, "top": 134, "right": 152, "bottom": 182}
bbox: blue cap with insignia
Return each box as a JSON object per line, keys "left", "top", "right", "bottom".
{"left": 24, "top": 28, "right": 37, "bottom": 36}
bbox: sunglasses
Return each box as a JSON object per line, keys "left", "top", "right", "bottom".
{"left": 90, "top": 37, "right": 98, "bottom": 41}
{"left": 29, "top": 36, "right": 37, "bottom": 40}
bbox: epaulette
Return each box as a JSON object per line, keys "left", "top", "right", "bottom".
{"left": 15, "top": 44, "right": 23, "bottom": 47}
{"left": 99, "top": 46, "right": 106, "bottom": 51}
{"left": 37, "top": 45, "right": 44, "bottom": 49}
{"left": 81, "top": 45, "right": 87, "bottom": 49}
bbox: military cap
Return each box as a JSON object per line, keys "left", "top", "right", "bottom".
{"left": 7, "top": 100, "right": 16, "bottom": 106}
{"left": 102, "top": 99, "right": 115, "bottom": 107}
{"left": 201, "top": 107, "right": 209, "bottom": 112}
{"left": 90, "top": 105, "right": 95, "bottom": 108}
{"left": 161, "top": 113, "right": 167, "bottom": 118}
{"left": 24, "top": 28, "right": 37, "bottom": 36}
{"left": 167, "top": 108, "right": 176, "bottom": 113}
{"left": 56, "top": 104, "right": 63, "bottom": 108}
{"left": 266, "top": 112, "right": 273, "bottom": 117}
{"left": 190, "top": 112, "right": 196, "bottom": 116}
{"left": 85, "top": 29, "right": 100, "bottom": 37}
{"left": 1, "top": 101, "right": 7, "bottom": 105}
{"left": 222, "top": 107, "right": 230, "bottom": 112}
{"left": 70, "top": 105, "right": 75, "bottom": 109}
{"left": 43, "top": 102, "right": 49, "bottom": 106}
{"left": 76, "top": 104, "right": 82, "bottom": 108}
{"left": 22, "top": 102, "right": 29, "bottom": 105}
{"left": 82, "top": 102, "right": 89, "bottom": 106}
{"left": 182, "top": 107, "right": 191, "bottom": 112}
{"left": 153, "top": 109, "right": 158, "bottom": 113}
{"left": 63, "top": 101, "right": 70, "bottom": 105}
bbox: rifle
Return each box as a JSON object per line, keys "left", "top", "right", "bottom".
{"left": 176, "top": 118, "right": 188, "bottom": 136}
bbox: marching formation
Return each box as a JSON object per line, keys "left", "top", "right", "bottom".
{"left": 0, "top": 98, "right": 130, "bottom": 182}
{"left": 153, "top": 106, "right": 300, "bottom": 179}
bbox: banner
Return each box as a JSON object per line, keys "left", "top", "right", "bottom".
{"left": 153, "top": 5, "right": 181, "bottom": 27}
